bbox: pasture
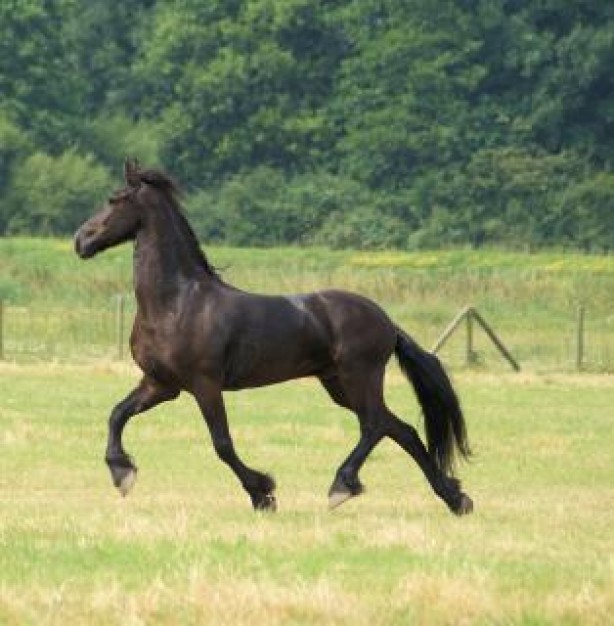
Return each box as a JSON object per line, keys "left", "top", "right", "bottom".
{"left": 1, "top": 362, "right": 612, "bottom": 625}
{"left": 3, "top": 239, "right": 614, "bottom": 370}
{"left": 1, "top": 239, "right": 613, "bottom": 623}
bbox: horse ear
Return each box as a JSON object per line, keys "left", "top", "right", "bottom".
{"left": 124, "top": 157, "right": 141, "bottom": 187}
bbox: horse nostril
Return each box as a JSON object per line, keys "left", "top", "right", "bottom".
{"left": 74, "top": 228, "right": 96, "bottom": 258}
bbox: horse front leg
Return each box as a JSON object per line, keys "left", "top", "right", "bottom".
{"left": 105, "top": 376, "right": 179, "bottom": 496}
{"left": 192, "top": 378, "right": 276, "bottom": 511}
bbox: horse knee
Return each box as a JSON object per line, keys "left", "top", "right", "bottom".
{"left": 108, "top": 402, "right": 129, "bottom": 430}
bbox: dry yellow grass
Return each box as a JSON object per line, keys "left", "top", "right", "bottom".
{"left": 1, "top": 364, "right": 613, "bottom": 625}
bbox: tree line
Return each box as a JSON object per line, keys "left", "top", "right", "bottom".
{"left": 1, "top": 0, "right": 613, "bottom": 250}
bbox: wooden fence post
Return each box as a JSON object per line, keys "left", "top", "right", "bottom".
{"left": 466, "top": 310, "right": 476, "bottom": 366}
{"left": 432, "top": 305, "right": 520, "bottom": 371}
{"left": 0, "top": 300, "right": 3, "bottom": 360}
{"left": 431, "top": 305, "right": 472, "bottom": 354}
{"left": 116, "top": 294, "right": 125, "bottom": 360}
{"left": 575, "top": 305, "right": 585, "bottom": 371}
{"left": 471, "top": 308, "right": 521, "bottom": 372}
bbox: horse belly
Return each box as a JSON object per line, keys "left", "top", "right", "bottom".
{"left": 222, "top": 327, "right": 330, "bottom": 390}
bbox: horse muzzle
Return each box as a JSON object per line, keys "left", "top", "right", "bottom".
{"left": 74, "top": 227, "right": 99, "bottom": 259}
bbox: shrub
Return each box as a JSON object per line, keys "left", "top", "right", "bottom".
{"left": 187, "top": 169, "right": 375, "bottom": 247}
{"left": 6, "top": 150, "right": 112, "bottom": 235}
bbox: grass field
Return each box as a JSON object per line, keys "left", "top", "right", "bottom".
{"left": 1, "top": 362, "right": 612, "bottom": 625}
{"left": 3, "top": 238, "right": 614, "bottom": 369}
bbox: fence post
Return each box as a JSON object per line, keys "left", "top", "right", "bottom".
{"left": 471, "top": 308, "right": 521, "bottom": 372}
{"left": 575, "top": 305, "right": 585, "bottom": 371}
{"left": 466, "top": 310, "right": 476, "bottom": 366}
{"left": 431, "top": 305, "right": 472, "bottom": 354}
{"left": 0, "top": 300, "right": 3, "bottom": 360}
{"left": 116, "top": 294, "right": 125, "bottom": 360}
{"left": 434, "top": 305, "right": 520, "bottom": 371}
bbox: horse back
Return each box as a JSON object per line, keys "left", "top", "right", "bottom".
{"left": 302, "top": 289, "right": 397, "bottom": 364}
{"left": 218, "top": 288, "right": 397, "bottom": 388}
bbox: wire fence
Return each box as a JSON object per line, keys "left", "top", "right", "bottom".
{"left": 1, "top": 296, "right": 613, "bottom": 373}
{"left": 0, "top": 296, "right": 135, "bottom": 363}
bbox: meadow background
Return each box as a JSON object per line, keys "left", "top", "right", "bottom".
{"left": 2, "top": 238, "right": 614, "bottom": 371}
{"left": 1, "top": 239, "right": 614, "bottom": 624}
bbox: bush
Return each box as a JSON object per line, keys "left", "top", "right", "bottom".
{"left": 185, "top": 187, "right": 227, "bottom": 244}
{"left": 187, "top": 169, "right": 377, "bottom": 247}
{"left": 6, "top": 150, "right": 112, "bottom": 235}
{"left": 0, "top": 113, "right": 33, "bottom": 232}
{"left": 555, "top": 173, "right": 614, "bottom": 252}
{"left": 316, "top": 206, "right": 408, "bottom": 250}
{"left": 82, "top": 114, "right": 161, "bottom": 169}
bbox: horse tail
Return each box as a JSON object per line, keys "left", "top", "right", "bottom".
{"left": 394, "top": 328, "right": 471, "bottom": 475}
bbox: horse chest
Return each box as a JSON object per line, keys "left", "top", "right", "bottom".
{"left": 131, "top": 319, "right": 194, "bottom": 381}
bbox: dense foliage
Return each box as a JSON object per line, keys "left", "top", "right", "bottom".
{"left": 1, "top": 0, "right": 613, "bottom": 249}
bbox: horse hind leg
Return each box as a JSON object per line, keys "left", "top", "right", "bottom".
{"left": 321, "top": 369, "right": 473, "bottom": 515}
{"left": 328, "top": 424, "right": 383, "bottom": 509}
{"left": 320, "top": 369, "right": 386, "bottom": 509}
{"left": 384, "top": 411, "right": 473, "bottom": 515}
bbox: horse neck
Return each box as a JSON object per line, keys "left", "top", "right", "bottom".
{"left": 133, "top": 201, "right": 212, "bottom": 312}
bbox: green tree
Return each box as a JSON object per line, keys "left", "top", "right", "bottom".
{"left": 6, "top": 150, "right": 112, "bottom": 235}
{"left": 332, "top": 1, "right": 485, "bottom": 189}
{"left": 135, "top": 0, "right": 345, "bottom": 186}
{"left": 0, "top": 0, "right": 83, "bottom": 151}
{"left": 0, "top": 0, "right": 612, "bottom": 248}
{"left": 62, "top": 1, "right": 155, "bottom": 115}
{"left": 554, "top": 173, "right": 614, "bottom": 251}
{"left": 0, "top": 113, "right": 33, "bottom": 233}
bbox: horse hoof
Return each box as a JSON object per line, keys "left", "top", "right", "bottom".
{"left": 109, "top": 464, "right": 137, "bottom": 497}
{"left": 328, "top": 489, "right": 353, "bottom": 510}
{"left": 254, "top": 493, "right": 277, "bottom": 512}
{"left": 118, "top": 468, "right": 137, "bottom": 497}
{"left": 453, "top": 494, "right": 474, "bottom": 516}
{"left": 328, "top": 474, "right": 363, "bottom": 510}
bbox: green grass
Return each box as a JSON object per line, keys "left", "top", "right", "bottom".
{"left": 3, "top": 238, "right": 614, "bottom": 307}
{"left": 2, "top": 238, "right": 614, "bottom": 369}
{"left": 1, "top": 363, "right": 613, "bottom": 625}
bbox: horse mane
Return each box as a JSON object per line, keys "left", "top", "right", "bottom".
{"left": 135, "top": 167, "right": 220, "bottom": 279}
{"left": 138, "top": 168, "right": 182, "bottom": 197}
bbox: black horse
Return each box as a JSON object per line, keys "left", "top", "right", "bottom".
{"left": 75, "top": 160, "right": 473, "bottom": 515}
